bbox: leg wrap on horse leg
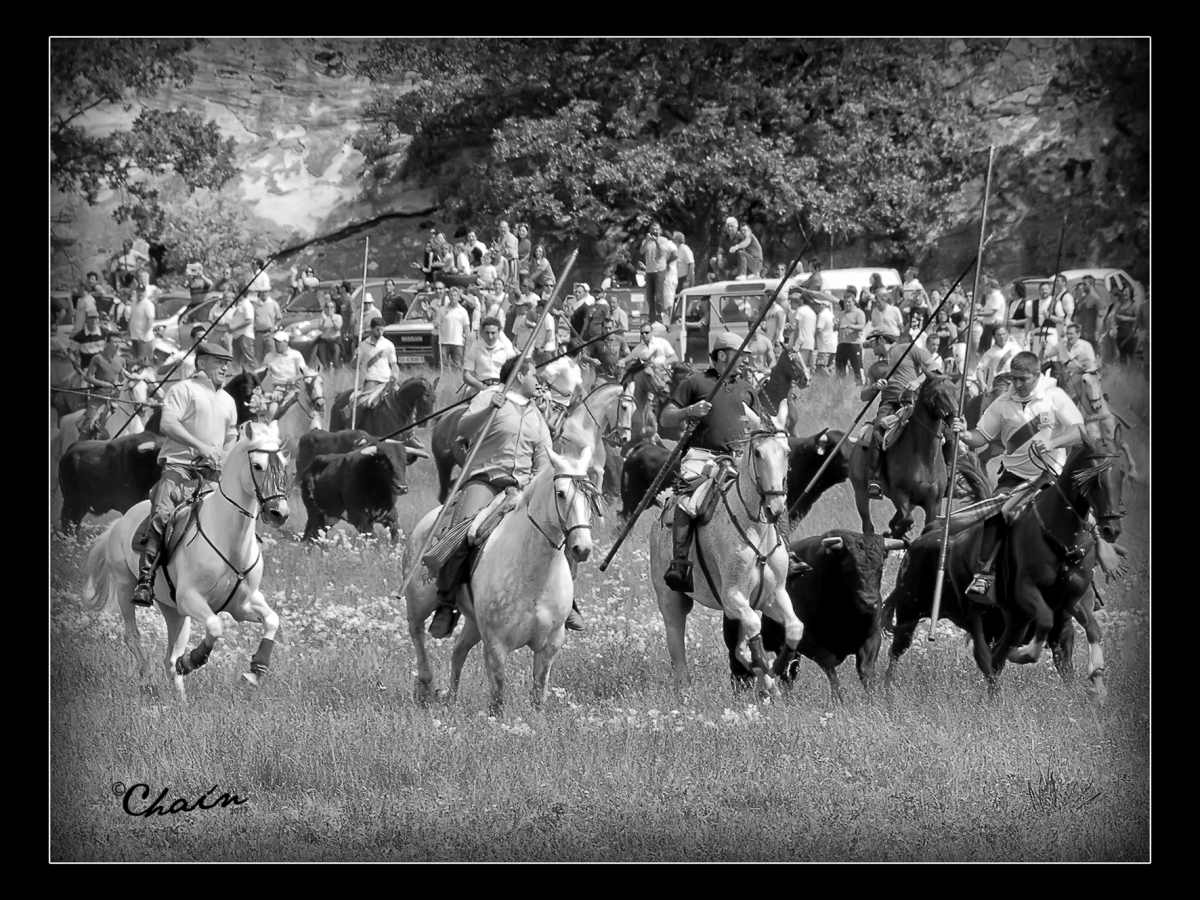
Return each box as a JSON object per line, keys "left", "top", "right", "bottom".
{"left": 250, "top": 638, "right": 275, "bottom": 677}
{"left": 747, "top": 634, "right": 770, "bottom": 673}
{"left": 175, "top": 641, "right": 213, "bottom": 676}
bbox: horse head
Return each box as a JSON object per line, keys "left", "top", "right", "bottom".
{"left": 400, "top": 376, "right": 438, "bottom": 421}
{"left": 1061, "top": 435, "right": 1127, "bottom": 544}
{"left": 540, "top": 447, "right": 600, "bottom": 563}
{"left": 235, "top": 420, "right": 291, "bottom": 528}
{"left": 920, "top": 374, "right": 959, "bottom": 421}
{"left": 778, "top": 346, "right": 810, "bottom": 389}
{"left": 739, "top": 400, "right": 791, "bottom": 523}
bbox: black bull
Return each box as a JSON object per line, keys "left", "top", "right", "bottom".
{"left": 298, "top": 429, "right": 429, "bottom": 543}
{"left": 58, "top": 432, "right": 165, "bottom": 534}
{"left": 734, "top": 530, "right": 907, "bottom": 701}
{"left": 619, "top": 427, "right": 850, "bottom": 522}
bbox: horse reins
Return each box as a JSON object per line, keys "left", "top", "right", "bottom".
{"left": 526, "top": 474, "right": 600, "bottom": 551}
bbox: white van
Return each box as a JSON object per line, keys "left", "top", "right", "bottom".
{"left": 666, "top": 267, "right": 902, "bottom": 363}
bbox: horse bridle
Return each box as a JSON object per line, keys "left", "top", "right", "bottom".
{"left": 220, "top": 448, "right": 289, "bottom": 519}
{"left": 527, "top": 473, "right": 600, "bottom": 551}
{"left": 1029, "top": 442, "right": 1126, "bottom": 528}
{"left": 733, "top": 428, "right": 790, "bottom": 524}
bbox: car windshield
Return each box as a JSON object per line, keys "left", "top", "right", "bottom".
{"left": 155, "top": 295, "right": 194, "bottom": 319}
{"left": 404, "top": 295, "right": 439, "bottom": 322}
{"left": 180, "top": 299, "right": 216, "bottom": 325}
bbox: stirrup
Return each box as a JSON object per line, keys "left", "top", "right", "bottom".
{"left": 131, "top": 579, "right": 155, "bottom": 608}
{"left": 867, "top": 481, "right": 883, "bottom": 500}
{"left": 966, "top": 574, "right": 994, "bottom": 596}
{"left": 664, "top": 560, "right": 694, "bottom": 593}
{"left": 428, "top": 602, "right": 459, "bottom": 639}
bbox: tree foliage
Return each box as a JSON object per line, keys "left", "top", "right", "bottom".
{"left": 154, "top": 184, "right": 253, "bottom": 275}
{"left": 355, "top": 39, "right": 987, "bottom": 270}
{"left": 51, "top": 39, "right": 239, "bottom": 241}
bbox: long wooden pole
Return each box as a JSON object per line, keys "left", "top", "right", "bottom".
{"left": 784, "top": 248, "right": 987, "bottom": 521}
{"left": 351, "top": 237, "right": 371, "bottom": 430}
{"left": 394, "top": 250, "right": 578, "bottom": 608}
{"left": 598, "top": 236, "right": 816, "bottom": 572}
{"left": 930, "top": 145, "right": 996, "bottom": 643}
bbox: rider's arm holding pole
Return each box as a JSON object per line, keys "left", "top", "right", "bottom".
{"left": 81, "top": 354, "right": 113, "bottom": 391}
{"left": 659, "top": 397, "right": 711, "bottom": 431}
{"left": 160, "top": 390, "right": 225, "bottom": 468}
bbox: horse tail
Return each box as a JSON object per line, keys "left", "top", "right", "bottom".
{"left": 81, "top": 521, "right": 122, "bottom": 614}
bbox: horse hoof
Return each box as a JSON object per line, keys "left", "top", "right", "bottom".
{"left": 1007, "top": 646, "right": 1040, "bottom": 665}
{"left": 434, "top": 688, "right": 451, "bottom": 703}
{"left": 241, "top": 672, "right": 261, "bottom": 687}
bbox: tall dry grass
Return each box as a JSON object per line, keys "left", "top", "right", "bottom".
{"left": 49, "top": 363, "right": 1150, "bottom": 861}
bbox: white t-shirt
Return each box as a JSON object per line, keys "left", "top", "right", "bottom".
{"left": 263, "top": 348, "right": 311, "bottom": 386}
{"left": 626, "top": 336, "right": 677, "bottom": 365}
{"left": 977, "top": 376, "right": 1084, "bottom": 483}
{"left": 438, "top": 304, "right": 471, "bottom": 346}
{"left": 158, "top": 374, "right": 239, "bottom": 467}
{"left": 792, "top": 305, "right": 817, "bottom": 351}
{"left": 464, "top": 335, "right": 516, "bottom": 382}
{"left": 128, "top": 296, "right": 157, "bottom": 342}
{"left": 675, "top": 243, "right": 695, "bottom": 280}
{"left": 983, "top": 289, "right": 1007, "bottom": 325}
{"left": 1059, "top": 338, "right": 1098, "bottom": 374}
{"left": 815, "top": 306, "right": 838, "bottom": 353}
{"left": 358, "top": 335, "right": 397, "bottom": 384}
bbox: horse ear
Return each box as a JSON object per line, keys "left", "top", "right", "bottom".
{"left": 241, "top": 421, "right": 256, "bottom": 441}
{"left": 432, "top": 376, "right": 441, "bottom": 390}
{"left": 773, "top": 398, "right": 788, "bottom": 433}
{"left": 741, "top": 402, "right": 762, "bottom": 431}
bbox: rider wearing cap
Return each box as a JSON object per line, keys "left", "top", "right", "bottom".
{"left": 426, "top": 354, "right": 570, "bottom": 638}
{"left": 131, "top": 342, "right": 240, "bottom": 608}
{"left": 261, "top": 331, "right": 318, "bottom": 421}
{"left": 860, "top": 328, "right": 941, "bottom": 499}
{"left": 657, "top": 330, "right": 761, "bottom": 593}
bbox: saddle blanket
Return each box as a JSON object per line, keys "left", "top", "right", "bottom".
{"left": 421, "top": 488, "right": 522, "bottom": 574}
{"left": 348, "top": 382, "right": 388, "bottom": 410}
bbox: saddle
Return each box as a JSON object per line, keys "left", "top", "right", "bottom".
{"left": 421, "top": 488, "right": 522, "bottom": 576}
{"left": 660, "top": 457, "right": 737, "bottom": 527}
{"left": 870, "top": 403, "right": 915, "bottom": 452}
{"left": 132, "top": 484, "right": 213, "bottom": 601}
{"left": 348, "top": 382, "right": 388, "bottom": 410}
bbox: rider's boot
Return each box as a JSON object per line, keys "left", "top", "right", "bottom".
{"left": 865, "top": 440, "right": 884, "bottom": 500}
{"left": 428, "top": 589, "right": 460, "bottom": 639}
{"left": 131, "top": 533, "right": 163, "bottom": 608}
{"left": 565, "top": 600, "right": 585, "bottom": 632}
{"left": 966, "top": 515, "right": 1003, "bottom": 604}
{"left": 663, "top": 506, "right": 696, "bottom": 593}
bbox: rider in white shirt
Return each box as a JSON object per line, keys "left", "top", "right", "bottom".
{"left": 262, "top": 332, "right": 317, "bottom": 420}
{"left": 621, "top": 322, "right": 679, "bottom": 367}
{"left": 354, "top": 317, "right": 399, "bottom": 390}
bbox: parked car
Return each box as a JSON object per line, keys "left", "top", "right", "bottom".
{"left": 279, "top": 277, "right": 423, "bottom": 362}
{"left": 153, "top": 289, "right": 222, "bottom": 350}
{"left": 664, "top": 269, "right": 902, "bottom": 363}
{"left": 382, "top": 289, "right": 442, "bottom": 368}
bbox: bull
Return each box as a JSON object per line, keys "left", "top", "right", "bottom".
{"left": 299, "top": 430, "right": 429, "bottom": 544}
{"left": 735, "top": 529, "right": 907, "bottom": 702}
{"left": 58, "top": 433, "right": 165, "bottom": 534}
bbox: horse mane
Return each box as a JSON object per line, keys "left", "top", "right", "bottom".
{"left": 1061, "top": 435, "right": 1117, "bottom": 491}
{"left": 621, "top": 358, "right": 651, "bottom": 387}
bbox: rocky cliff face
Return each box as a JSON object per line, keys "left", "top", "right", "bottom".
{"left": 51, "top": 38, "right": 1147, "bottom": 291}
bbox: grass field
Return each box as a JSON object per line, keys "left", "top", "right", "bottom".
{"left": 49, "top": 365, "right": 1150, "bottom": 861}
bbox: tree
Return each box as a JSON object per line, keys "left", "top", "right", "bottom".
{"left": 355, "top": 39, "right": 987, "bottom": 274}
{"left": 51, "top": 39, "right": 238, "bottom": 242}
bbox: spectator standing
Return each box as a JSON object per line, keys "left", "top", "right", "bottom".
{"left": 814, "top": 297, "right": 838, "bottom": 374}
{"left": 1104, "top": 287, "right": 1139, "bottom": 364}
{"left": 252, "top": 291, "right": 283, "bottom": 365}
{"left": 382, "top": 279, "right": 409, "bottom": 325}
{"left": 437, "top": 287, "right": 471, "bottom": 370}
{"left": 465, "top": 230, "right": 488, "bottom": 266}
{"left": 73, "top": 288, "right": 99, "bottom": 333}
{"left": 208, "top": 291, "right": 235, "bottom": 351}
{"left": 673, "top": 232, "right": 695, "bottom": 290}
{"left": 289, "top": 265, "right": 319, "bottom": 302}
{"left": 600, "top": 288, "right": 629, "bottom": 333}
{"left": 516, "top": 223, "right": 533, "bottom": 284}
{"left": 640, "top": 222, "right": 675, "bottom": 325}
{"left": 930, "top": 307, "right": 959, "bottom": 374}
{"left": 835, "top": 293, "right": 867, "bottom": 383}
{"left": 1072, "top": 275, "right": 1104, "bottom": 346}
{"left": 247, "top": 258, "right": 272, "bottom": 296}
{"left": 313, "top": 294, "right": 344, "bottom": 370}
{"left": 186, "top": 262, "right": 215, "bottom": 303}
{"left": 108, "top": 238, "right": 149, "bottom": 290}
{"left": 529, "top": 245, "right": 556, "bottom": 292}
{"left": 474, "top": 252, "right": 499, "bottom": 288}
{"left": 128, "top": 283, "right": 158, "bottom": 366}
{"left": 71, "top": 311, "right": 106, "bottom": 370}
{"left": 660, "top": 231, "right": 681, "bottom": 319}
{"left": 790, "top": 288, "right": 817, "bottom": 367}
{"left": 227, "top": 289, "right": 257, "bottom": 373}
{"left": 974, "top": 325, "right": 1023, "bottom": 395}
{"left": 564, "top": 282, "right": 595, "bottom": 322}
{"left": 977, "top": 275, "right": 1007, "bottom": 353}
{"left": 213, "top": 265, "right": 239, "bottom": 295}
{"left": 761, "top": 294, "right": 789, "bottom": 356}
{"left": 495, "top": 220, "right": 520, "bottom": 288}
{"left": 84, "top": 271, "right": 114, "bottom": 318}
{"left": 1028, "top": 282, "right": 1060, "bottom": 361}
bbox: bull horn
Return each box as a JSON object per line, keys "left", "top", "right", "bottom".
{"left": 406, "top": 447, "right": 431, "bottom": 460}
{"left": 883, "top": 537, "right": 908, "bottom": 552}
{"left": 360, "top": 445, "right": 378, "bottom": 456}
{"left": 821, "top": 536, "right": 843, "bottom": 550}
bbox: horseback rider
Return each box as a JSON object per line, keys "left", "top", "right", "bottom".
{"left": 537, "top": 320, "right": 585, "bottom": 426}
{"left": 949, "top": 350, "right": 1086, "bottom": 600}
{"left": 427, "top": 354, "right": 586, "bottom": 637}
{"left": 462, "top": 316, "right": 516, "bottom": 392}
{"left": 861, "top": 328, "right": 941, "bottom": 499}
{"left": 658, "top": 330, "right": 761, "bottom": 593}
{"left": 131, "top": 342, "right": 239, "bottom": 608}
{"left": 352, "top": 316, "right": 398, "bottom": 398}
{"left": 261, "top": 331, "right": 319, "bottom": 421}
{"left": 80, "top": 328, "right": 127, "bottom": 438}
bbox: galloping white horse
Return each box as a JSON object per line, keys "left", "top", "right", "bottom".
{"left": 405, "top": 447, "right": 599, "bottom": 714}
{"left": 649, "top": 401, "right": 803, "bottom": 696}
{"left": 82, "top": 421, "right": 290, "bottom": 699}
{"left": 51, "top": 373, "right": 152, "bottom": 488}
{"left": 262, "top": 371, "right": 325, "bottom": 459}
{"left": 557, "top": 381, "right": 636, "bottom": 491}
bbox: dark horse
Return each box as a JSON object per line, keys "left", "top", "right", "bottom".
{"left": 754, "top": 347, "right": 809, "bottom": 437}
{"left": 621, "top": 359, "right": 693, "bottom": 443}
{"left": 848, "top": 374, "right": 959, "bottom": 537}
{"left": 883, "top": 436, "right": 1127, "bottom": 700}
{"left": 225, "top": 370, "right": 266, "bottom": 425}
{"left": 329, "top": 376, "right": 439, "bottom": 438}
{"left": 430, "top": 405, "right": 470, "bottom": 503}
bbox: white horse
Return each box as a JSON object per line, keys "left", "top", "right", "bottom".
{"left": 405, "top": 447, "right": 599, "bottom": 714}
{"left": 556, "top": 380, "right": 636, "bottom": 492}
{"left": 261, "top": 371, "right": 325, "bottom": 460}
{"left": 649, "top": 400, "right": 803, "bottom": 696}
{"left": 81, "top": 421, "right": 290, "bottom": 700}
